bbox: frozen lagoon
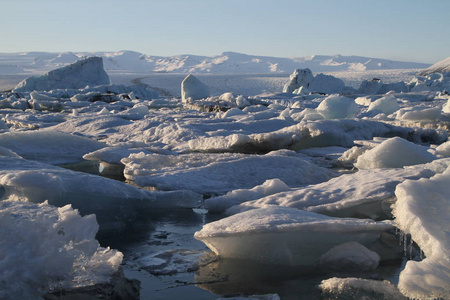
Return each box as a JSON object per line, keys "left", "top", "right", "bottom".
{"left": 0, "top": 57, "right": 449, "bottom": 299}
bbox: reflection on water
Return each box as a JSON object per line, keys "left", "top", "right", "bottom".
{"left": 96, "top": 208, "right": 404, "bottom": 299}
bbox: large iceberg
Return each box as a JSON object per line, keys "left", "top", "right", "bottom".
{"left": 194, "top": 206, "right": 393, "bottom": 265}
{"left": 13, "top": 57, "right": 110, "bottom": 92}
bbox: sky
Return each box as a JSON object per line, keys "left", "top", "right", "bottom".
{"left": 1, "top": 0, "right": 449, "bottom": 64}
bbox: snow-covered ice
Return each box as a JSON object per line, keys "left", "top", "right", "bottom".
{"left": 0, "top": 52, "right": 449, "bottom": 298}
{"left": 227, "top": 158, "right": 450, "bottom": 219}
{"left": 354, "top": 136, "right": 437, "bottom": 169}
{"left": 122, "top": 150, "right": 336, "bottom": 195}
{"left": 393, "top": 165, "right": 450, "bottom": 299}
{"left": 0, "top": 201, "right": 122, "bottom": 299}
{"left": 319, "top": 277, "right": 406, "bottom": 300}
{"left": 13, "top": 57, "right": 110, "bottom": 92}
{"left": 194, "top": 206, "right": 393, "bottom": 265}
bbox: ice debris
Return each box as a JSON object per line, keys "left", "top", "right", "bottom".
{"left": 0, "top": 201, "right": 122, "bottom": 299}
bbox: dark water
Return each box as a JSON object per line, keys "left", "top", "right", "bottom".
{"left": 96, "top": 208, "right": 404, "bottom": 300}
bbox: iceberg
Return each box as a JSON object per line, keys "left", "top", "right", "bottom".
{"left": 282, "top": 68, "right": 314, "bottom": 93}
{"left": 181, "top": 74, "right": 210, "bottom": 102}
{"left": 13, "top": 57, "right": 110, "bottom": 92}
{"left": 194, "top": 206, "right": 393, "bottom": 265}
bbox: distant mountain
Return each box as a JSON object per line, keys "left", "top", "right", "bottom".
{"left": 417, "top": 57, "right": 450, "bottom": 76}
{"left": 0, "top": 51, "right": 431, "bottom": 75}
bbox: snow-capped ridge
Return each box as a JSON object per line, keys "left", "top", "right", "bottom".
{"left": 1, "top": 51, "right": 431, "bottom": 75}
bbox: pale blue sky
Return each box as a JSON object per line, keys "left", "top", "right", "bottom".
{"left": 1, "top": 0, "right": 449, "bottom": 63}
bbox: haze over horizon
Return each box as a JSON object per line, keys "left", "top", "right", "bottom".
{"left": 2, "top": 0, "right": 450, "bottom": 64}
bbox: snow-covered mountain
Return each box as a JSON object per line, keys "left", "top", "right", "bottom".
{"left": 0, "top": 50, "right": 431, "bottom": 75}
{"left": 417, "top": 56, "right": 450, "bottom": 76}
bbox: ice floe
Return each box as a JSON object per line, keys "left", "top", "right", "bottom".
{"left": 122, "top": 150, "right": 337, "bottom": 195}
{"left": 194, "top": 206, "right": 393, "bottom": 265}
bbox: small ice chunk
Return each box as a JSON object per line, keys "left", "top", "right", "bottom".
{"left": 367, "top": 95, "right": 399, "bottom": 115}
{"left": 317, "top": 241, "right": 380, "bottom": 271}
{"left": 316, "top": 95, "right": 358, "bottom": 119}
{"left": 436, "top": 140, "right": 450, "bottom": 156}
{"left": 205, "top": 179, "right": 290, "bottom": 213}
{"left": 354, "top": 137, "right": 436, "bottom": 170}
{"left": 319, "top": 277, "right": 406, "bottom": 300}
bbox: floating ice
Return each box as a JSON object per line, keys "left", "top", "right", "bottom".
{"left": 393, "top": 166, "right": 450, "bottom": 299}
{"left": 205, "top": 179, "right": 290, "bottom": 213}
{"left": 0, "top": 130, "right": 105, "bottom": 165}
{"left": 367, "top": 95, "right": 400, "bottom": 115}
{"left": 282, "top": 69, "right": 314, "bottom": 93}
{"left": 181, "top": 74, "right": 210, "bottom": 102}
{"left": 293, "top": 119, "right": 412, "bottom": 149}
{"left": 394, "top": 106, "right": 442, "bottom": 121}
{"left": 317, "top": 241, "right": 380, "bottom": 271}
{"left": 319, "top": 277, "right": 406, "bottom": 300}
{"left": 354, "top": 137, "right": 436, "bottom": 170}
{"left": 227, "top": 158, "right": 450, "bottom": 219}
{"left": 0, "top": 157, "right": 202, "bottom": 229}
{"left": 436, "top": 140, "right": 450, "bottom": 156}
{"left": 308, "top": 73, "right": 345, "bottom": 95}
{"left": 194, "top": 206, "right": 393, "bottom": 265}
{"left": 188, "top": 124, "right": 303, "bottom": 153}
{"left": 0, "top": 201, "right": 122, "bottom": 299}
{"left": 13, "top": 57, "right": 110, "bottom": 92}
{"left": 122, "top": 150, "right": 336, "bottom": 195}
{"left": 316, "top": 95, "right": 358, "bottom": 119}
